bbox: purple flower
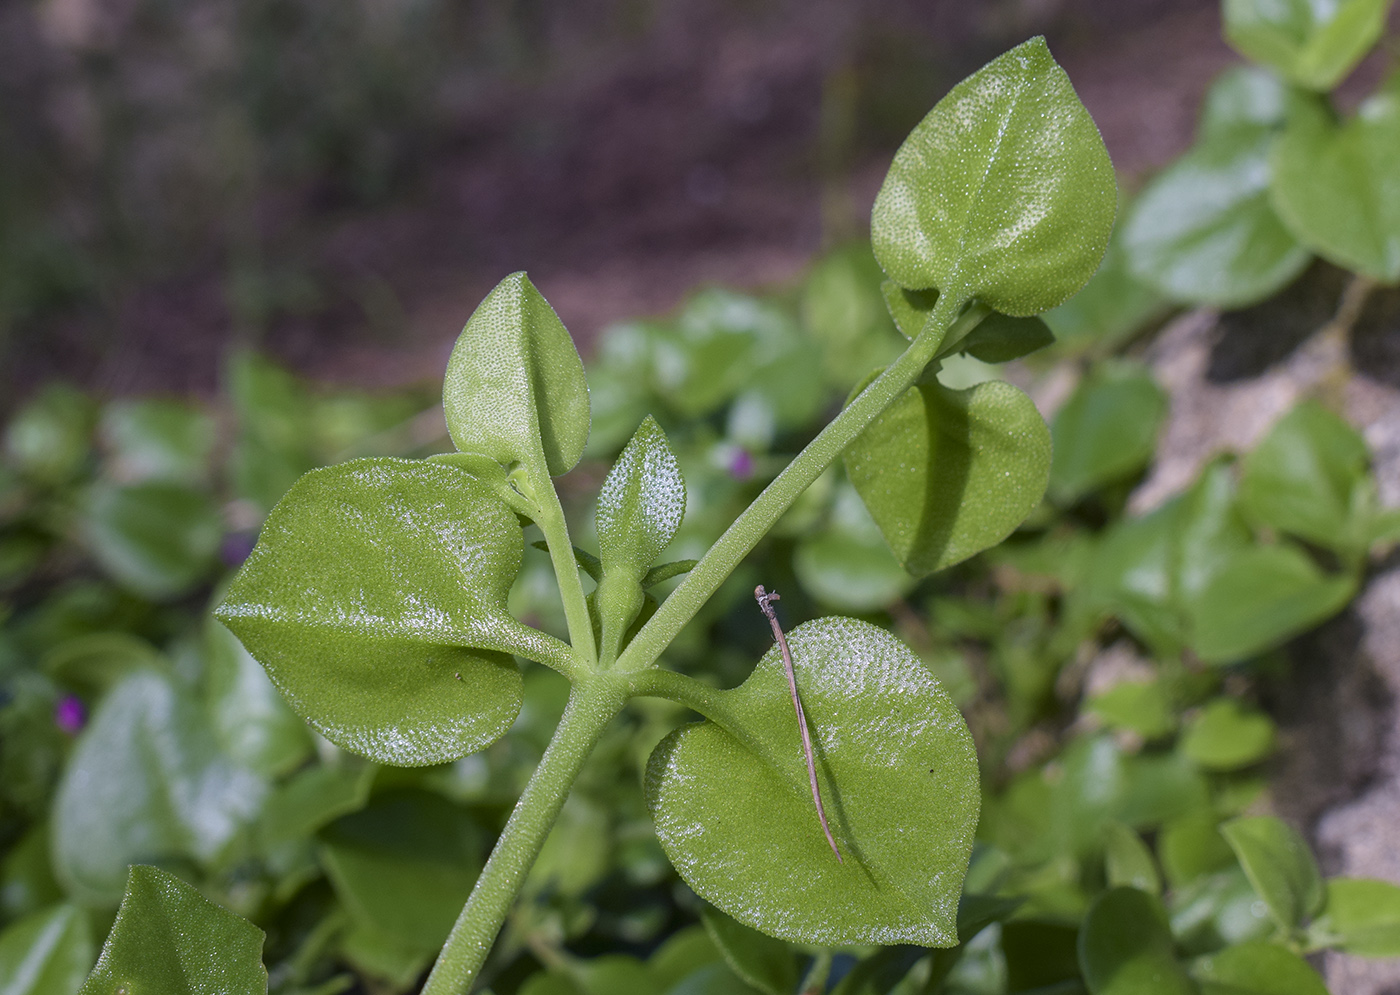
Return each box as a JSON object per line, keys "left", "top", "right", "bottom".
{"left": 55, "top": 695, "right": 86, "bottom": 735}
{"left": 220, "top": 532, "right": 257, "bottom": 568}
{"left": 728, "top": 448, "right": 755, "bottom": 480}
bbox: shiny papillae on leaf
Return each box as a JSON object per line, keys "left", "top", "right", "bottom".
{"left": 845, "top": 379, "right": 1051, "bottom": 576}
{"left": 216, "top": 458, "right": 566, "bottom": 766}
{"left": 645, "top": 618, "right": 979, "bottom": 946}
{"left": 597, "top": 415, "right": 685, "bottom": 580}
{"left": 79, "top": 865, "right": 266, "bottom": 995}
{"left": 871, "top": 36, "right": 1116, "bottom": 316}
{"left": 443, "top": 271, "right": 590, "bottom": 478}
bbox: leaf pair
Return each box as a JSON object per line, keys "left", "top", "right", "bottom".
{"left": 850, "top": 37, "right": 1114, "bottom": 577}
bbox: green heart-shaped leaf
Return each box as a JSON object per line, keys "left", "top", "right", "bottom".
{"left": 444, "top": 272, "right": 590, "bottom": 478}
{"left": 645, "top": 617, "right": 979, "bottom": 946}
{"left": 216, "top": 458, "right": 564, "bottom": 766}
{"left": 1223, "top": 0, "right": 1391, "bottom": 91}
{"left": 845, "top": 379, "right": 1050, "bottom": 576}
{"left": 1123, "top": 127, "right": 1311, "bottom": 307}
{"left": 1180, "top": 698, "right": 1276, "bottom": 771}
{"left": 80, "top": 866, "right": 266, "bottom": 995}
{"left": 871, "top": 37, "right": 1116, "bottom": 316}
{"left": 1272, "top": 84, "right": 1400, "bottom": 282}
{"left": 1221, "top": 815, "right": 1325, "bottom": 931}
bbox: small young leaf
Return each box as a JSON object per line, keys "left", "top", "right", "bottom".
{"left": 871, "top": 37, "right": 1116, "bottom": 316}
{"left": 1078, "top": 887, "right": 1195, "bottom": 995}
{"left": 1220, "top": 815, "right": 1325, "bottom": 930}
{"left": 1123, "top": 128, "right": 1310, "bottom": 307}
{"left": 646, "top": 618, "right": 979, "bottom": 946}
{"left": 1187, "top": 544, "right": 1356, "bottom": 664}
{"left": 80, "top": 865, "right": 266, "bottom": 995}
{"left": 597, "top": 416, "right": 686, "bottom": 579}
{"left": 642, "top": 558, "right": 698, "bottom": 588}
{"left": 845, "top": 379, "right": 1051, "bottom": 576}
{"left": 1223, "top": 0, "right": 1391, "bottom": 91}
{"left": 0, "top": 904, "right": 93, "bottom": 995}
{"left": 53, "top": 670, "right": 266, "bottom": 905}
{"left": 1271, "top": 84, "right": 1400, "bottom": 282}
{"left": 595, "top": 416, "right": 685, "bottom": 655}
{"left": 216, "top": 458, "right": 565, "bottom": 767}
{"left": 1103, "top": 821, "right": 1163, "bottom": 896}
{"left": 1180, "top": 699, "right": 1276, "bottom": 771}
{"left": 1049, "top": 362, "right": 1167, "bottom": 503}
{"left": 1190, "top": 940, "right": 1328, "bottom": 995}
{"left": 699, "top": 905, "right": 798, "bottom": 995}
{"left": 1314, "top": 877, "right": 1400, "bottom": 956}
{"left": 443, "top": 272, "right": 590, "bottom": 478}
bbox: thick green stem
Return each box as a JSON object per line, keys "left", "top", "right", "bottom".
{"left": 614, "top": 293, "right": 981, "bottom": 673}
{"left": 422, "top": 677, "right": 625, "bottom": 995}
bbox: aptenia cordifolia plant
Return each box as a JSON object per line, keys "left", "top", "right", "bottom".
{"left": 85, "top": 36, "right": 1119, "bottom": 994}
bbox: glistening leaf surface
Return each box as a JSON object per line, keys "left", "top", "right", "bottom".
{"left": 597, "top": 416, "right": 685, "bottom": 579}
{"left": 79, "top": 865, "right": 266, "bottom": 995}
{"left": 1271, "top": 85, "right": 1400, "bottom": 281}
{"left": 443, "top": 271, "right": 590, "bottom": 477}
{"left": 215, "top": 458, "right": 562, "bottom": 766}
{"left": 871, "top": 37, "right": 1116, "bottom": 315}
{"left": 845, "top": 379, "right": 1050, "bottom": 576}
{"left": 645, "top": 618, "right": 979, "bottom": 946}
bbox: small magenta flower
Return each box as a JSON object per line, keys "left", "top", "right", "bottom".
{"left": 54, "top": 695, "right": 86, "bottom": 735}
{"left": 728, "top": 448, "right": 755, "bottom": 480}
